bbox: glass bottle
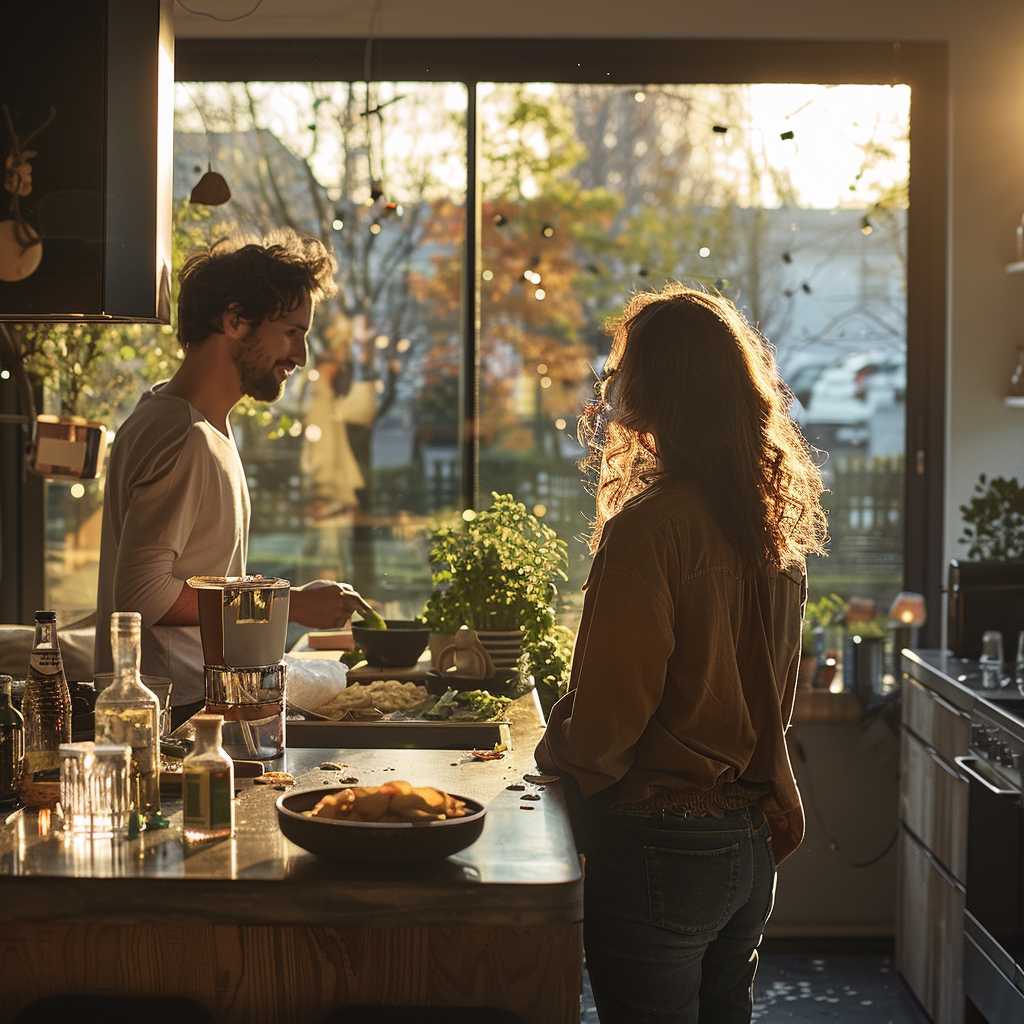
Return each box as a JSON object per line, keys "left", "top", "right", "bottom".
{"left": 22, "top": 610, "right": 72, "bottom": 778}
{"left": 0, "top": 675, "right": 25, "bottom": 801}
{"left": 94, "top": 612, "right": 161, "bottom": 818}
{"left": 182, "top": 714, "right": 234, "bottom": 841}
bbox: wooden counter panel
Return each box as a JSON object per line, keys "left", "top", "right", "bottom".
{"left": 0, "top": 921, "right": 583, "bottom": 1024}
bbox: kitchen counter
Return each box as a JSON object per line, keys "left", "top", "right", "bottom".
{"left": 0, "top": 691, "right": 583, "bottom": 1024}
{"left": 902, "top": 648, "right": 1024, "bottom": 738}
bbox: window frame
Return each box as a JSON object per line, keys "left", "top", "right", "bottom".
{"left": 1, "top": 38, "right": 946, "bottom": 638}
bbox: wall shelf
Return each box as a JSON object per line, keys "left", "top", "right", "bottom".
{"left": 1006, "top": 395, "right": 1024, "bottom": 407}
{"left": 1007, "top": 261, "right": 1024, "bottom": 274}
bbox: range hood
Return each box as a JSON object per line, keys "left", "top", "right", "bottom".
{"left": 0, "top": 0, "right": 173, "bottom": 323}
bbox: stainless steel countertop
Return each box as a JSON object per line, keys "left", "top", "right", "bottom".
{"left": 902, "top": 648, "right": 1024, "bottom": 741}
{"left": 0, "top": 692, "right": 582, "bottom": 929}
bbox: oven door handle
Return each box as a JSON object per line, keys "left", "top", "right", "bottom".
{"left": 955, "top": 756, "right": 1019, "bottom": 796}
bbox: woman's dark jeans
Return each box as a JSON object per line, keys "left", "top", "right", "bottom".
{"left": 583, "top": 804, "right": 776, "bottom": 1024}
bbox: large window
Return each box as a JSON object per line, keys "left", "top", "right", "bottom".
{"left": 33, "top": 40, "right": 944, "bottom": 644}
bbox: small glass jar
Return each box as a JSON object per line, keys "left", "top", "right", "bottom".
{"left": 182, "top": 714, "right": 234, "bottom": 842}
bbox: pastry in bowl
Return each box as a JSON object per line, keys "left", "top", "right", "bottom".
{"left": 305, "top": 780, "right": 469, "bottom": 822}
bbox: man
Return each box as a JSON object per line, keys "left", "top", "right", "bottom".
{"left": 95, "top": 229, "right": 371, "bottom": 717}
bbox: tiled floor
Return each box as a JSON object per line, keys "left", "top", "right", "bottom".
{"left": 580, "top": 948, "right": 930, "bottom": 1023}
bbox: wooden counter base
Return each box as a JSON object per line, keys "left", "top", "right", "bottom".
{"left": 1, "top": 920, "right": 583, "bottom": 1024}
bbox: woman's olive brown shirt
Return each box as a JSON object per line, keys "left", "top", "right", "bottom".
{"left": 535, "top": 479, "right": 807, "bottom": 863}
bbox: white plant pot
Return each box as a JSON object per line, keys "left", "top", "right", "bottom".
{"left": 475, "top": 629, "right": 524, "bottom": 671}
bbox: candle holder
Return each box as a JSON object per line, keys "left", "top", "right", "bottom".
{"left": 889, "top": 592, "right": 927, "bottom": 680}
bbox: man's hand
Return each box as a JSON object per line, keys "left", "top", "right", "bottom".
{"left": 289, "top": 580, "right": 374, "bottom": 629}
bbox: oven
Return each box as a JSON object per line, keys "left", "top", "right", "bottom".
{"left": 955, "top": 704, "right": 1024, "bottom": 1024}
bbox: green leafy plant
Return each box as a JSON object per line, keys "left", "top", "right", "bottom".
{"left": 422, "top": 492, "right": 568, "bottom": 639}
{"left": 524, "top": 623, "right": 576, "bottom": 717}
{"left": 959, "top": 473, "right": 1024, "bottom": 561}
{"left": 802, "top": 593, "right": 849, "bottom": 650}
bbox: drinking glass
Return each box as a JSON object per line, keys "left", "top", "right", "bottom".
{"left": 1015, "top": 632, "right": 1024, "bottom": 693}
{"left": 980, "top": 630, "right": 1005, "bottom": 689}
{"left": 59, "top": 741, "right": 131, "bottom": 837}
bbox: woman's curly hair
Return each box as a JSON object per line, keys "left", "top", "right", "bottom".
{"left": 177, "top": 227, "right": 338, "bottom": 347}
{"left": 579, "top": 282, "right": 828, "bottom": 570}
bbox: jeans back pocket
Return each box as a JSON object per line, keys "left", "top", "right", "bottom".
{"left": 643, "top": 842, "right": 741, "bottom": 935}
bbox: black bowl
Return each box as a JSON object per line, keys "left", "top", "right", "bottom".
{"left": 350, "top": 619, "right": 430, "bottom": 668}
{"left": 276, "top": 786, "right": 486, "bottom": 863}
{"left": 424, "top": 668, "right": 522, "bottom": 697}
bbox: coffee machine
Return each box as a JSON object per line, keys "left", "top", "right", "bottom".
{"left": 187, "top": 575, "right": 290, "bottom": 760}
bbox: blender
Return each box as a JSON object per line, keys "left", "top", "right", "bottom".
{"left": 187, "top": 575, "right": 290, "bottom": 761}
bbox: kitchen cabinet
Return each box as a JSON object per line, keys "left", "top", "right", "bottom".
{"left": 898, "top": 651, "right": 1024, "bottom": 1024}
{"left": 897, "top": 675, "right": 970, "bottom": 1024}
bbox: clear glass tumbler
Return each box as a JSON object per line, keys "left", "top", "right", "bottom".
{"left": 980, "top": 630, "right": 1005, "bottom": 689}
{"left": 59, "top": 741, "right": 131, "bottom": 837}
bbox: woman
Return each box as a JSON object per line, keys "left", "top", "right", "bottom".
{"left": 535, "top": 283, "right": 827, "bottom": 1024}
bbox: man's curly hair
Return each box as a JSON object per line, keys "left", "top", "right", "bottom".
{"left": 177, "top": 227, "right": 338, "bottom": 347}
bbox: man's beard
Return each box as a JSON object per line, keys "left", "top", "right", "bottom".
{"left": 232, "top": 333, "right": 285, "bottom": 403}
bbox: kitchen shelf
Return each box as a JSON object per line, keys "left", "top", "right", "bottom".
{"left": 1005, "top": 395, "right": 1024, "bottom": 407}
{"left": 1007, "top": 261, "right": 1024, "bottom": 274}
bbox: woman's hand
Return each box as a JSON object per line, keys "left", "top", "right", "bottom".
{"left": 289, "top": 580, "right": 374, "bottom": 629}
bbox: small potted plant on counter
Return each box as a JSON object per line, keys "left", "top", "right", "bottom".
{"left": 421, "top": 492, "right": 569, "bottom": 685}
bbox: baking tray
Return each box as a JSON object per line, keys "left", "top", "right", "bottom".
{"left": 285, "top": 718, "right": 511, "bottom": 750}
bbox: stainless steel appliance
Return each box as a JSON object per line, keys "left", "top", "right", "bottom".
{"left": 187, "top": 575, "right": 290, "bottom": 761}
{"left": 947, "top": 560, "right": 1024, "bottom": 659}
{"left": 955, "top": 699, "right": 1024, "bottom": 1024}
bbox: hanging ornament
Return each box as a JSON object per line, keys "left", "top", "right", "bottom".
{"left": 190, "top": 163, "right": 231, "bottom": 206}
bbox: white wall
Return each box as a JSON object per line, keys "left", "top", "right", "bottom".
{"left": 176, "top": 0, "right": 1024, "bottom": 579}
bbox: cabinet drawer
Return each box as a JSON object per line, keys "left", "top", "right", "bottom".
{"left": 897, "top": 828, "right": 965, "bottom": 1024}
{"left": 900, "top": 727, "right": 968, "bottom": 882}
{"left": 903, "top": 676, "right": 972, "bottom": 761}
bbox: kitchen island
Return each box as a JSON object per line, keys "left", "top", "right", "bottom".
{"left": 0, "top": 692, "right": 583, "bottom": 1024}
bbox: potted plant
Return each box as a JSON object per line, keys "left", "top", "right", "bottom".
{"left": 802, "top": 593, "right": 848, "bottom": 688}
{"left": 959, "top": 474, "right": 1024, "bottom": 561}
{"left": 422, "top": 492, "right": 569, "bottom": 673}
